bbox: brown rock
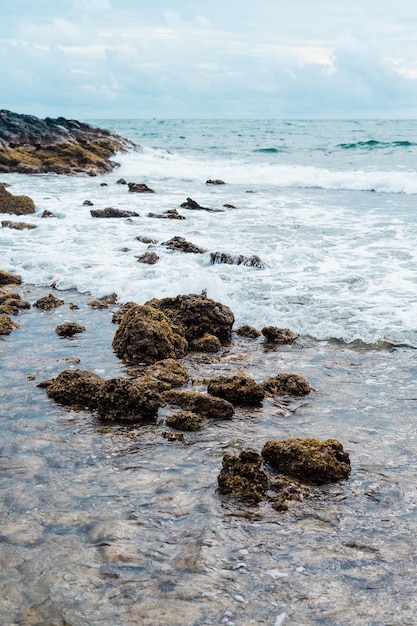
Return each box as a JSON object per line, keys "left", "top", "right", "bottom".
{"left": 90, "top": 207, "right": 139, "bottom": 218}
{"left": 180, "top": 197, "right": 223, "bottom": 212}
{"left": 0, "top": 292, "right": 30, "bottom": 315}
{"left": 136, "top": 235, "right": 158, "bottom": 244}
{"left": 2, "top": 220, "right": 37, "bottom": 230}
{"left": 128, "top": 182, "right": 155, "bottom": 193}
{"left": 41, "top": 210, "right": 55, "bottom": 218}
{"left": 0, "top": 314, "right": 20, "bottom": 335}
{"left": 165, "top": 411, "right": 204, "bottom": 431}
{"left": 262, "top": 373, "right": 312, "bottom": 396}
{"left": 55, "top": 322, "right": 86, "bottom": 337}
{"left": 145, "top": 358, "right": 189, "bottom": 388}
{"left": 162, "top": 236, "right": 207, "bottom": 254}
{"left": 163, "top": 389, "right": 234, "bottom": 420}
{"left": 96, "top": 377, "right": 163, "bottom": 422}
{"left": 210, "top": 252, "right": 265, "bottom": 268}
{"left": 0, "top": 184, "right": 35, "bottom": 215}
{"left": 217, "top": 450, "right": 268, "bottom": 504}
{"left": 83, "top": 200, "right": 94, "bottom": 206}
{"left": 207, "top": 371, "right": 265, "bottom": 406}
{"left": 236, "top": 325, "right": 261, "bottom": 338}
{"left": 148, "top": 209, "right": 185, "bottom": 220}
{"left": 34, "top": 293, "right": 64, "bottom": 310}
{"left": 189, "top": 332, "right": 221, "bottom": 353}
{"left": 261, "top": 438, "right": 351, "bottom": 484}
{"left": 44, "top": 369, "right": 105, "bottom": 409}
{"left": 136, "top": 251, "right": 159, "bottom": 264}
{"left": 0, "top": 269, "right": 22, "bottom": 285}
{"left": 116, "top": 178, "right": 127, "bottom": 185}
{"left": 111, "top": 301, "right": 137, "bottom": 324}
{"left": 261, "top": 326, "right": 298, "bottom": 344}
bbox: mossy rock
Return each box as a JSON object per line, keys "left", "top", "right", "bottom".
{"left": 207, "top": 371, "right": 265, "bottom": 406}
{"left": 261, "top": 326, "right": 298, "bottom": 344}
{"left": 96, "top": 376, "right": 163, "bottom": 422}
{"left": 163, "top": 389, "right": 234, "bottom": 420}
{"left": 165, "top": 411, "right": 204, "bottom": 431}
{"left": 189, "top": 332, "right": 221, "bottom": 353}
{"left": 44, "top": 369, "right": 105, "bottom": 409}
{"left": 34, "top": 294, "right": 64, "bottom": 311}
{"left": 145, "top": 358, "right": 190, "bottom": 388}
{"left": 236, "top": 325, "right": 261, "bottom": 339}
{"left": 55, "top": 322, "right": 86, "bottom": 337}
{"left": 262, "top": 373, "right": 312, "bottom": 396}
{"left": 217, "top": 450, "right": 269, "bottom": 504}
{"left": 0, "top": 184, "right": 35, "bottom": 215}
{"left": 0, "top": 314, "right": 20, "bottom": 335}
{"left": 0, "top": 269, "right": 22, "bottom": 285}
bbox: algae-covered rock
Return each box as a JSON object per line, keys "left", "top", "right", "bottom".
{"left": 146, "top": 293, "right": 235, "bottom": 345}
{"left": 111, "top": 301, "right": 137, "bottom": 324}
{"left": 90, "top": 207, "right": 139, "bottom": 218}
{"left": 0, "top": 184, "right": 35, "bottom": 215}
{"left": 34, "top": 293, "right": 64, "bottom": 311}
{"left": 236, "top": 325, "right": 261, "bottom": 339}
{"left": 262, "top": 373, "right": 312, "bottom": 396}
{"left": 261, "top": 438, "right": 351, "bottom": 484}
{"left": 2, "top": 220, "right": 37, "bottom": 230}
{"left": 148, "top": 209, "right": 185, "bottom": 220}
{"left": 136, "top": 251, "right": 159, "bottom": 264}
{"left": 0, "top": 269, "right": 22, "bottom": 285}
{"left": 96, "top": 377, "right": 163, "bottom": 422}
{"left": 261, "top": 326, "right": 298, "bottom": 344}
{"left": 112, "top": 304, "right": 188, "bottom": 364}
{"left": 44, "top": 369, "right": 105, "bottom": 409}
{"left": 0, "top": 292, "right": 30, "bottom": 315}
{"left": 189, "top": 332, "right": 221, "bottom": 353}
{"left": 55, "top": 322, "right": 86, "bottom": 337}
{"left": 128, "top": 182, "right": 155, "bottom": 193}
{"left": 210, "top": 252, "right": 265, "bottom": 269}
{"left": 0, "top": 314, "right": 20, "bottom": 335}
{"left": 162, "top": 236, "right": 207, "bottom": 254}
{"left": 145, "top": 358, "right": 189, "bottom": 388}
{"left": 207, "top": 371, "right": 265, "bottom": 406}
{"left": 217, "top": 450, "right": 269, "bottom": 504}
{"left": 165, "top": 411, "right": 204, "bottom": 431}
{"left": 163, "top": 390, "right": 234, "bottom": 420}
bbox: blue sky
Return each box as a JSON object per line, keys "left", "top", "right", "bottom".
{"left": 2, "top": 0, "right": 417, "bottom": 118}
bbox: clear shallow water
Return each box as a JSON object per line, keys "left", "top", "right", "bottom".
{"left": 2, "top": 119, "right": 417, "bottom": 345}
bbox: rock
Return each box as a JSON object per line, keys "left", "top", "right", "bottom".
{"left": 136, "top": 251, "right": 159, "bottom": 264}
{"left": 34, "top": 293, "right": 64, "bottom": 310}
{"left": 136, "top": 235, "right": 158, "bottom": 244}
{"left": 189, "top": 332, "right": 221, "bottom": 353}
{"left": 2, "top": 220, "right": 37, "bottom": 230}
{"left": 83, "top": 200, "right": 94, "bottom": 206}
{"left": 96, "top": 377, "right": 163, "bottom": 422}
{"left": 206, "top": 179, "right": 225, "bottom": 185}
{"left": 90, "top": 207, "right": 139, "bottom": 218}
{"left": 146, "top": 293, "right": 235, "bottom": 345}
{"left": 162, "top": 236, "right": 207, "bottom": 254}
{"left": 117, "top": 178, "right": 127, "bottom": 185}
{"left": 0, "top": 110, "right": 136, "bottom": 175}
{"left": 261, "top": 326, "right": 298, "bottom": 344}
{"left": 100, "top": 182, "right": 108, "bottom": 186}
{"left": 261, "top": 438, "right": 351, "bottom": 484}
{"left": 145, "top": 358, "right": 189, "bottom": 388}
{"left": 41, "top": 210, "right": 55, "bottom": 218}
{"left": 161, "top": 431, "right": 187, "bottom": 442}
{"left": 148, "top": 209, "right": 185, "bottom": 220}
{"left": 0, "top": 314, "right": 20, "bottom": 335}
{"left": 223, "top": 203, "right": 236, "bottom": 209}
{"left": 0, "top": 269, "right": 22, "bottom": 285}
{"left": 0, "top": 292, "right": 30, "bottom": 315}
{"left": 207, "top": 372, "right": 265, "bottom": 406}
{"left": 217, "top": 450, "right": 268, "bottom": 504}
{"left": 88, "top": 300, "right": 109, "bottom": 309}
{"left": 163, "top": 390, "right": 234, "bottom": 420}
{"left": 180, "top": 197, "right": 223, "bottom": 212}
{"left": 128, "top": 182, "right": 155, "bottom": 193}
{"left": 165, "top": 411, "right": 204, "bottom": 431}
{"left": 236, "top": 325, "right": 261, "bottom": 338}
{"left": 262, "top": 373, "right": 312, "bottom": 396}
{"left": 210, "top": 252, "right": 265, "bottom": 268}
{"left": 55, "top": 322, "right": 86, "bottom": 337}
{"left": 43, "top": 369, "right": 105, "bottom": 409}
{"left": 101, "top": 293, "right": 118, "bottom": 304}
{"left": 111, "top": 301, "right": 137, "bottom": 324}
{"left": 0, "top": 184, "right": 35, "bottom": 215}
{"left": 112, "top": 303, "right": 188, "bottom": 364}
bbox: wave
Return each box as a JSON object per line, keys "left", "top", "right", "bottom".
{"left": 337, "top": 140, "right": 417, "bottom": 151}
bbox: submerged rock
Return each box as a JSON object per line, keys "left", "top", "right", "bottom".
{"left": 180, "top": 197, "right": 223, "bottom": 212}
{"left": 2, "top": 220, "right": 37, "bottom": 230}
{"left": 165, "top": 411, "right": 204, "bottom": 431}
{"left": 0, "top": 269, "right": 22, "bottom": 286}
{"left": 0, "top": 314, "right": 20, "bottom": 335}
{"left": 217, "top": 450, "right": 269, "bottom": 504}
{"left": 145, "top": 358, "right": 190, "bottom": 388}
{"left": 261, "top": 326, "right": 298, "bottom": 344}
{"left": 148, "top": 209, "right": 185, "bottom": 220}
{"left": 262, "top": 373, "right": 312, "bottom": 396}
{"left": 55, "top": 322, "right": 86, "bottom": 337}
{"left": 207, "top": 372, "right": 265, "bottom": 406}
{"left": 43, "top": 369, "right": 105, "bottom": 409}
{"left": 163, "top": 390, "right": 234, "bottom": 420}
{"left": 34, "top": 293, "right": 64, "bottom": 311}
{"left": 0, "top": 183, "right": 35, "bottom": 215}
{"left": 261, "top": 438, "right": 351, "bottom": 484}
{"left": 136, "top": 251, "right": 159, "bottom": 265}
{"left": 162, "top": 236, "right": 207, "bottom": 254}
{"left": 128, "top": 182, "right": 155, "bottom": 193}
{"left": 210, "top": 252, "right": 265, "bottom": 269}
{"left": 90, "top": 207, "right": 139, "bottom": 218}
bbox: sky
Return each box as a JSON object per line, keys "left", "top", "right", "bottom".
{"left": 2, "top": 0, "right": 417, "bottom": 119}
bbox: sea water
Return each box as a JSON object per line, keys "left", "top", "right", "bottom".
{"left": 1, "top": 120, "right": 417, "bottom": 625}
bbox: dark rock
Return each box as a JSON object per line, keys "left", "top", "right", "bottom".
{"left": 0, "top": 184, "right": 35, "bottom": 215}
{"left": 145, "top": 358, "right": 189, "bottom": 388}
{"left": 2, "top": 220, "right": 37, "bottom": 230}
{"left": 136, "top": 251, "right": 159, "bottom": 264}
{"left": 161, "top": 431, "right": 187, "bottom": 442}
{"left": 128, "top": 182, "right": 155, "bottom": 193}
{"left": 34, "top": 293, "right": 64, "bottom": 310}
{"left": 145, "top": 293, "right": 235, "bottom": 345}
{"left": 0, "top": 110, "right": 136, "bottom": 175}
{"left": 112, "top": 303, "right": 188, "bottom": 364}
{"left": 189, "top": 332, "right": 221, "bottom": 353}
{"left": 69, "top": 303, "right": 80, "bottom": 310}
{"left": 210, "top": 252, "right": 265, "bottom": 269}
{"left": 180, "top": 197, "right": 223, "bottom": 212}
{"left": 165, "top": 411, "right": 204, "bottom": 431}
{"left": 44, "top": 369, "right": 105, "bottom": 409}
{"left": 0, "top": 314, "right": 20, "bottom": 335}
{"left": 101, "top": 293, "right": 118, "bottom": 304}
{"left": 217, "top": 450, "right": 268, "bottom": 504}
{"left": 208, "top": 371, "right": 265, "bottom": 406}
{"left": 262, "top": 373, "right": 312, "bottom": 396}
{"left": 100, "top": 182, "right": 108, "bottom": 186}
{"left": 148, "top": 209, "right": 185, "bottom": 220}
{"left": 163, "top": 390, "right": 234, "bottom": 420}
{"left": 117, "top": 178, "right": 127, "bottom": 185}
{"left": 0, "top": 292, "right": 30, "bottom": 315}
{"left": 223, "top": 203, "right": 236, "bottom": 209}
{"left": 96, "top": 377, "right": 163, "bottom": 422}
{"left": 55, "top": 322, "right": 86, "bottom": 337}
{"left": 206, "top": 179, "right": 225, "bottom": 185}
{"left": 111, "top": 301, "right": 137, "bottom": 324}
{"left": 83, "top": 200, "right": 94, "bottom": 206}
{"left": 0, "top": 269, "right": 22, "bottom": 285}
{"left": 41, "top": 210, "right": 55, "bottom": 218}
{"left": 136, "top": 235, "right": 158, "bottom": 244}
{"left": 261, "top": 326, "right": 298, "bottom": 344}
{"left": 162, "top": 236, "right": 207, "bottom": 254}
{"left": 261, "top": 438, "right": 351, "bottom": 484}
{"left": 88, "top": 300, "right": 108, "bottom": 309}
{"left": 90, "top": 207, "right": 139, "bottom": 218}
{"left": 236, "top": 325, "right": 261, "bottom": 338}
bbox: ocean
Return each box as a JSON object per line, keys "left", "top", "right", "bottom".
{"left": 1, "top": 119, "right": 417, "bottom": 625}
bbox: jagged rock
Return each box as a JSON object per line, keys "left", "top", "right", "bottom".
{"left": 0, "top": 314, "right": 20, "bottom": 335}
{"left": 146, "top": 293, "right": 235, "bottom": 345}
{"left": 43, "top": 369, "right": 105, "bottom": 409}
{"left": 111, "top": 301, "right": 137, "bottom": 324}
{"left": 2, "top": 220, "right": 37, "bottom": 230}
{"left": 96, "top": 377, "right": 163, "bottom": 422}
{"left": 163, "top": 390, "right": 234, "bottom": 420}
{"left": 207, "top": 371, "right": 265, "bottom": 406}
{"left": 41, "top": 210, "right": 55, "bottom": 218}
{"left": 117, "top": 178, "right": 127, "bottom": 185}
{"left": 161, "top": 431, "right": 187, "bottom": 442}
{"left": 0, "top": 293, "right": 30, "bottom": 315}
{"left": 112, "top": 303, "right": 188, "bottom": 364}
{"left": 261, "top": 326, "right": 298, "bottom": 344}
{"left": 0, "top": 269, "right": 22, "bottom": 285}
{"left": 145, "top": 358, "right": 189, "bottom": 388}
{"left": 180, "top": 197, "right": 223, "bottom": 212}
{"left": 83, "top": 200, "right": 94, "bottom": 206}
{"left": 90, "top": 207, "right": 139, "bottom": 218}
{"left": 261, "top": 438, "right": 351, "bottom": 484}
{"left": 55, "top": 322, "right": 86, "bottom": 337}
{"left": 189, "top": 332, "right": 221, "bottom": 353}
{"left": 100, "top": 182, "right": 108, "bottom": 187}
{"left": 206, "top": 179, "right": 225, "bottom": 185}
{"left": 210, "top": 252, "right": 265, "bottom": 269}
{"left": 101, "top": 293, "right": 118, "bottom": 304}
{"left": 217, "top": 450, "right": 268, "bottom": 504}
{"left": 223, "top": 203, "right": 236, "bottom": 209}
{"left": 136, "top": 235, "right": 158, "bottom": 244}
{"left": 88, "top": 300, "right": 108, "bottom": 309}
{"left": 162, "top": 236, "right": 207, "bottom": 254}
{"left": 0, "top": 110, "right": 136, "bottom": 175}
{"left": 236, "top": 325, "right": 261, "bottom": 338}
{"left": 136, "top": 251, "right": 159, "bottom": 264}
{"left": 34, "top": 293, "right": 64, "bottom": 310}
{"left": 165, "top": 411, "right": 204, "bottom": 431}
{"left": 128, "top": 182, "right": 155, "bottom": 193}
{"left": 0, "top": 184, "right": 35, "bottom": 215}
{"left": 148, "top": 209, "right": 185, "bottom": 220}
{"left": 262, "top": 373, "right": 312, "bottom": 396}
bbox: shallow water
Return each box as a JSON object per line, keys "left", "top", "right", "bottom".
{"left": 1, "top": 286, "right": 417, "bottom": 625}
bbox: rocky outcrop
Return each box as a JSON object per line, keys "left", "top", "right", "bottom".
{"left": 162, "top": 236, "right": 207, "bottom": 254}
{"left": 261, "top": 326, "right": 298, "bottom": 344}
{"left": 145, "top": 358, "right": 190, "bottom": 388}
{"left": 0, "top": 184, "right": 36, "bottom": 215}
{"left": 0, "top": 269, "right": 22, "bottom": 285}
{"left": 34, "top": 294, "right": 64, "bottom": 311}
{"left": 0, "top": 292, "right": 30, "bottom": 315}
{"left": 163, "top": 390, "right": 235, "bottom": 420}
{"left": 0, "top": 314, "right": 20, "bottom": 335}
{"left": 90, "top": 207, "right": 139, "bottom": 218}
{"left": 210, "top": 252, "right": 265, "bottom": 269}
{"left": 136, "top": 252, "right": 159, "bottom": 264}
{"left": 128, "top": 182, "right": 155, "bottom": 193}
{"left": 0, "top": 110, "right": 136, "bottom": 175}
{"left": 148, "top": 209, "right": 185, "bottom": 220}
{"left": 217, "top": 450, "right": 268, "bottom": 504}
{"left": 43, "top": 369, "right": 105, "bottom": 409}
{"left": 55, "top": 322, "right": 86, "bottom": 337}
{"left": 180, "top": 197, "right": 223, "bottom": 212}
{"left": 2, "top": 220, "right": 37, "bottom": 230}
{"left": 236, "top": 325, "right": 261, "bottom": 338}
{"left": 96, "top": 377, "right": 163, "bottom": 422}
{"left": 207, "top": 372, "right": 265, "bottom": 406}
{"left": 189, "top": 333, "right": 221, "bottom": 353}
{"left": 262, "top": 373, "right": 312, "bottom": 396}
{"left": 165, "top": 411, "right": 204, "bottom": 431}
